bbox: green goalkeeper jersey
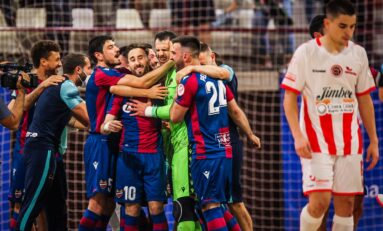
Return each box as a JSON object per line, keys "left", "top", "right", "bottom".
{"left": 149, "top": 67, "right": 188, "bottom": 148}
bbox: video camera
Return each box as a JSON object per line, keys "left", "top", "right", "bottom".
{"left": 0, "top": 63, "right": 38, "bottom": 89}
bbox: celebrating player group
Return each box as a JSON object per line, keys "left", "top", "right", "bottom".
{"left": 7, "top": 0, "right": 383, "bottom": 231}
{"left": 9, "top": 30, "right": 261, "bottom": 231}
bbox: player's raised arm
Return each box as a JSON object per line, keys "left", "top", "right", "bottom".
{"left": 117, "top": 60, "right": 174, "bottom": 88}
{"left": 175, "top": 42, "right": 232, "bottom": 83}
{"left": 110, "top": 84, "right": 168, "bottom": 99}
{"left": 176, "top": 65, "right": 230, "bottom": 83}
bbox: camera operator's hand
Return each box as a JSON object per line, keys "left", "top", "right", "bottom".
{"left": 41, "top": 75, "right": 65, "bottom": 88}
{"left": 2, "top": 71, "right": 27, "bottom": 130}
{"left": 16, "top": 72, "right": 30, "bottom": 90}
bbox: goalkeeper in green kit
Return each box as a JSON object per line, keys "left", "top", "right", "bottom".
{"left": 128, "top": 31, "right": 232, "bottom": 231}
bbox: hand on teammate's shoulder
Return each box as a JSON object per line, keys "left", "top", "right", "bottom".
{"left": 42, "top": 75, "right": 65, "bottom": 88}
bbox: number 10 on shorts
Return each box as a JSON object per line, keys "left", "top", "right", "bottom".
{"left": 124, "top": 186, "right": 137, "bottom": 200}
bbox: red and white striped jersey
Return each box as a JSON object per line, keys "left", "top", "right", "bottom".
{"left": 281, "top": 38, "right": 375, "bottom": 156}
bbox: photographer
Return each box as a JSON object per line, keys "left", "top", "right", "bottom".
{"left": 0, "top": 72, "right": 28, "bottom": 130}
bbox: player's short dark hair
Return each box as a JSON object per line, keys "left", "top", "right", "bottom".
{"left": 172, "top": 36, "right": 201, "bottom": 58}
{"left": 88, "top": 35, "right": 114, "bottom": 64}
{"left": 31, "top": 40, "right": 60, "bottom": 68}
{"left": 326, "top": 0, "right": 356, "bottom": 18}
{"left": 200, "top": 42, "right": 211, "bottom": 53}
{"left": 121, "top": 43, "right": 152, "bottom": 58}
{"left": 154, "top": 30, "right": 177, "bottom": 42}
{"left": 62, "top": 53, "right": 87, "bottom": 75}
{"left": 200, "top": 42, "right": 224, "bottom": 65}
{"left": 126, "top": 43, "right": 150, "bottom": 58}
{"left": 213, "top": 52, "right": 223, "bottom": 66}
{"left": 119, "top": 46, "right": 129, "bottom": 58}
{"left": 309, "top": 15, "right": 325, "bottom": 38}
{"left": 140, "top": 43, "right": 153, "bottom": 49}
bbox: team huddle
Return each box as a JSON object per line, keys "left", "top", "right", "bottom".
{"left": 6, "top": 0, "right": 382, "bottom": 231}
{"left": 8, "top": 29, "right": 261, "bottom": 231}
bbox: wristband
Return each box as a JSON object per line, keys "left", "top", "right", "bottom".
{"left": 144, "top": 106, "right": 154, "bottom": 117}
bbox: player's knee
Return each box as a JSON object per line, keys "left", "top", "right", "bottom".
{"left": 125, "top": 203, "right": 141, "bottom": 217}
{"left": 334, "top": 196, "right": 354, "bottom": 216}
{"left": 89, "top": 193, "right": 110, "bottom": 214}
{"left": 308, "top": 201, "right": 329, "bottom": 217}
{"left": 173, "top": 197, "right": 196, "bottom": 222}
{"left": 148, "top": 201, "right": 164, "bottom": 215}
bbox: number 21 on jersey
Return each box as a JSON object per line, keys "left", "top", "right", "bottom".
{"left": 205, "top": 80, "right": 227, "bottom": 115}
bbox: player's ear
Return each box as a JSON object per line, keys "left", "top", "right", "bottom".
{"left": 211, "top": 52, "right": 216, "bottom": 63}
{"left": 94, "top": 52, "right": 103, "bottom": 62}
{"left": 40, "top": 58, "right": 47, "bottom": 67}
{"left": 76, "top": 66, "right": 81, "bottom": 74}
{"left": 323, "top": 17, "right": 330, "bottom": 29}
{"left": 182, "top": 52, "right": 189, "bottom": 62}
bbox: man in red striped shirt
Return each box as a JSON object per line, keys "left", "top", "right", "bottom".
{"left": 308, "top": 13, "right": 383, "bottom": 230}
{"left": 282, "top": 1, "right": 379, "bottom": 230}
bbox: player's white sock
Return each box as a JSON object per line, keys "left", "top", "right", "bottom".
{"left": 332, "top": 214, "right": 353, "bottom": 231}
{"left": 300, "top": 204, "right": 324, "bottom": 231}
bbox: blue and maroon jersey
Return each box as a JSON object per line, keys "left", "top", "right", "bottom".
{"left": 86, "top": 66, "right": 125, "bottom": 133}
{"left": 175, "top": 72, "right": 234, "bottom": 160}
{"left": 11, "top": 87, "right": 36, "bottom": 155}
{"left": 108, "top": 96, "right": 162, "bottom": 154}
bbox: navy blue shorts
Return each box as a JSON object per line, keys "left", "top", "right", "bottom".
{"left": 9, "top": 146, "right": 26, "bottom": 203}
{"left": 191, "top": 157, "right": 232, "bottom": 206}
{"left": 17, "top": 146, "right": 67, "bottom": 231}
{"left": 115, "top": 152, "right": 166, "bottom": 204}
{"left": 84, "top": 134, "right": 116, "bottom": 198}
{"left": 231, "top": 140, "right": 243, "bottom": 203}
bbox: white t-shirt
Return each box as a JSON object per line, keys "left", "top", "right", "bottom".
{"left": 281, "top": 38, "right": 375, "bottom": 156}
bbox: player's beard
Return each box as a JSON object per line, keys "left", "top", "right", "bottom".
{"left": 158, "top": 55, "right": 169, "bottom": 65}
{"left": 105, "top": 55, "right": 121, "bottom": 68}
{"left": 105, "top": 59, "right": 120, "bottom": 68}
{"left": 133, "top": 64, "right": 150, "bottom": 77}
{"left": 46, "top": 68, "right": 60, "bottom": 77}
{"left": 175, "top": 61, "right": 185, "bottom": 72}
